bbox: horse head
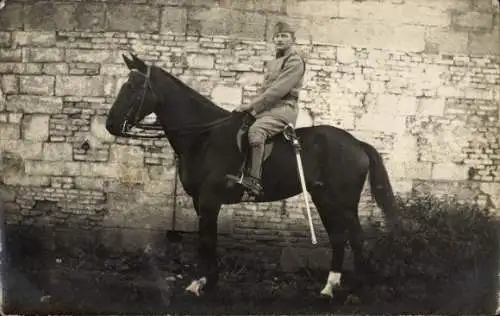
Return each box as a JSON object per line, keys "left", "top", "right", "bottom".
{"left": 105, "top": 53, "right": 160, "bottom": 137}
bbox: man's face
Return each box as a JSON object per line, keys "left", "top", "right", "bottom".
{"left": 273, "top": 32, "right": 294, "bottom": 51}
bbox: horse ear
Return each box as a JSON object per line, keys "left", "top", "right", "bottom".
{"left": 122, "top": 54, "right": 134, "bottom": 70}
{"left": 130, "top": 53, "right": 147, "bottom": 73}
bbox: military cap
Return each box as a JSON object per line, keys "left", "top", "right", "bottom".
{"left": 273, "top": 21, "right": 294, "bottom": 35}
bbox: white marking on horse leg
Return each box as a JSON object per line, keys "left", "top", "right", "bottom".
{"left": 185, "top": 277, "right": 207, "bottom": 297}
{"left": 320, "top": 271, "right": 341, "bottom": 298}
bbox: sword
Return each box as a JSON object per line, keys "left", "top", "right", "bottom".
{"left": 290, "top": 134, "right": 317, "bottom": 245}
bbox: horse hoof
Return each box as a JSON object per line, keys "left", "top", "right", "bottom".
{"left": 185, "top": 277, "right": 207, "bottom": 297}
{"left": 319, "top": 289, "right": 333, "bottom": 299}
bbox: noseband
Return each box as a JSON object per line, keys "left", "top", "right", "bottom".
{"left": 120, "top": 65, "right": 164, "bottom": 138}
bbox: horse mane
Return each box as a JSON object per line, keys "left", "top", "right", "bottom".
{"left": 155, "top": 66, "right": 230, "bottom": 118}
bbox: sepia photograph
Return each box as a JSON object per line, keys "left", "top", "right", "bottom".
{"left": 0, "top": 0, "right": 499, "bottom": 314}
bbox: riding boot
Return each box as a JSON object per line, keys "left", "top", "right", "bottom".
{"left": 243, "top": 143, "right": 265, "bottom": 196}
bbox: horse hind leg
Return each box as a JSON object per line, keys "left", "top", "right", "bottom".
{"left": 310, "top": 190, "right": 347, "bottom": 299}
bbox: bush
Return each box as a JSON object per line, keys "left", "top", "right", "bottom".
{"left": 363, "top": 193, "right": 499, "bottom": 311}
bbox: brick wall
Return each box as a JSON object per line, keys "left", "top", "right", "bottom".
{"left": 0, "top": 0, "right": 499, "bottom": 248}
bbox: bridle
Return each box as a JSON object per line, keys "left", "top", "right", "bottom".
{"left": 117, "top": 64, "right": 242, "bottom": 139}
{"left": 120, "top": 65, "right": 165, "bottom": 139}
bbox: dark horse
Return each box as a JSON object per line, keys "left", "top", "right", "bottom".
{"left": 105, "top": 53, "right": 399, "bottom": 298}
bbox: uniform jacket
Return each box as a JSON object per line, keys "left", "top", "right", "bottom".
{"left": 248, "top": 47, "right": 306, "bottom": 124}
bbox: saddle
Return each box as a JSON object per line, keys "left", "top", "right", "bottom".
{"left": 235, "top": 112, "right": 297, "bottom": 176}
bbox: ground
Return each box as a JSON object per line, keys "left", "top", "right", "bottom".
{"left": 3, "top": 218, "right": 498, "bottom": 315}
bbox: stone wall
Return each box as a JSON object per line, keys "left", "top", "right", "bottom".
{"left": 0, "top": 0, "right": 499, "bottom": 249}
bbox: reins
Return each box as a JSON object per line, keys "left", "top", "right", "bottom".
{"left": 120, "top": 65, "right": 235, "bottom": 139}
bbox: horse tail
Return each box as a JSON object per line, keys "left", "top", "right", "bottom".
{"left": 359, "top": 141, "right": 398, "bottom": 225}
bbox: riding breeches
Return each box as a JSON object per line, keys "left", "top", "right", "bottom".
{"left": 248, "top": 115, "right": 288, "bottom": 146}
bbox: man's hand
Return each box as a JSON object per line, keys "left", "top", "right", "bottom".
{"left": 233, "top": 104, "right": 256, "bottom": 116}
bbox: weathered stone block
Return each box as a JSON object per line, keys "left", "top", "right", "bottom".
{"left": 453, "top": 11, "right": 494, "bottom": 30}
{"left": 91, "top": 115, "right": 115, "bottom": 143}
{"left": 42, "top": 63, "right": 69, "bottom": 75}
{"left": 211, "top": 85, "right": 242, "bottom": 106}
{"left": 417, "top": 97, "right": 446, "bottom": 116}
{"left": 374, "top": 94, "right": 418, "bottom": 115}
{"left": 25, "top": 161, "right": 82, "bottom": 176}
{"left": 338, "top": 1, "right": 451, "bottom": 27}
{"left": 6, "top": 95, "right": 63, "bottom": 114}
{"left": 186, "top": 53, "right": 214, "bottom": 69}
{"left": 390, "top": 133, "right": 418, "bottom": 162}
{"left": 152, "top": 0, "right": 218, "bottom": 6}
{"left": 1, "top": 75, "right": 18, "bottom": 94}
{"left": 43, "top": 143, "right": 73, "bottom": 161}
{"left": 13, "top": 32, "right": 56, "bottom": 47}
{"left": 25, "top": 2, "right": 77, "bottom": 31}
{"left": 74, "top": 177, "right": 105, "bottom": 190}
{"left": 24, "top": 2, "right": 56, "bottom": 30}
{"left": 337, "top": 47, "right": 356, "bottom": 64}
{"left": 0, "top": 124, "right": 20, "bottom": 139}
{"left": 286, "top": 0, "right": 337, "bottom": 17}
{"left": 19, "top": 75, "right": 55, "bottom": 96}
{"left": 27, "top": 48, "right": 65, "bottom": 62}
{"left": 468, "top": 28, "right": 500, "bottom": 56}
{"left": 103, "top": 204, "right": 172, "bottom": 234}
{"left": 8, "top": 113, "right": 22, "bottom": 124}
{"left": 403, "top": 0, "right": 470, "bottom": 12}
{"left": 356, "top": 113, "right": 406, "bottom": 133}
{"left": 56, "top": 76, "right": 111, "bottom": 97}
{"left": 392, "top": 180, "right": 413, "bottom": 194}
{"left": 24, "top": 63, "right": 43, "bottom": 75}
{"left": 0, "top": 48, "right": 22, "bottom": 62}
{"left": 431, "top": 163, "right": 469, "bottom": 181}
{"left": 66, "top": 49, "right": 119, "bottom": 64}
{"left": 22, "top": 114, "right": 50, "bottom": 142}
{"left": 419, "top": 123, "right": 470, "bottom": 163}
{"left": 148, "top": 165, "right": 175, "bottom": 181}
{"left": 189, "top": 8, "right": 267, "bottom": 40}
{"left": 81, "top": 163, "right": 120, "bottom": 179}
{"left": 304, "top": 18, "right": 426, "bottom": 52}
{"left": 2, "top": 175, "right": 50, "bottom": 187}
{"left": 0, "top": 139, "right": 42, "bottom": 159}
{"left": 295, "top": 107, "right": 313, "bottom": 128}
{"left": 74, "top": 3, "right": 106, "bottom": 31}
{"left": 387, "top": 161, "right": 433, "bottom": 180}
{"left": 107, "top": 5, "right": 160, "bottom": 33}
{"left": 160, "top": 6, "right": 188, "bottom": 34}
{"left": 0, "top": 185, "right": 16, "bottom": 202}
{"left": 144, "top": 179, "right": 173, "bottom": 194}
{"left": 221, "top": 0, "right": 283, "bottom": 12}
{"left": 0, "top": 32, "right": 11, "bottom": 47}
{"left": 118, "top": 166, "right": 149, "bottom": 185}
{"left": 100, "top": 64, "right": 128, "bottom": 76}
{"left": 0, "top": 4, "right": 23, "bottom": 30}
{"left": 237, "top": 73, "right": 265, "bottom": 85}
{"left": 425, "top": 28, "right": 468, "bottom": 54}
{"left": 109, "top": 144, "right": 144, "bottom": 166}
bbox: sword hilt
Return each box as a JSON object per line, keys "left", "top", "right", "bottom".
{"left": 292, "top": 138, "right": 301, "bottom": 151}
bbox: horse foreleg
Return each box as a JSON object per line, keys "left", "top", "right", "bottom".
{"left": 185, "top": 195, "right": 221, "bottom": 297}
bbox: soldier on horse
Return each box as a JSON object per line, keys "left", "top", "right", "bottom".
{"left": 228, "top": 21, "right": 306, "bottom": 197}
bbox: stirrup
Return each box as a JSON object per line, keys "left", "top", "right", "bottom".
{"left": 225, "top": 173, "right": 244, "bottom": 185}
{"left": 240, "top": 176, "right": 263, "bottom": 197}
